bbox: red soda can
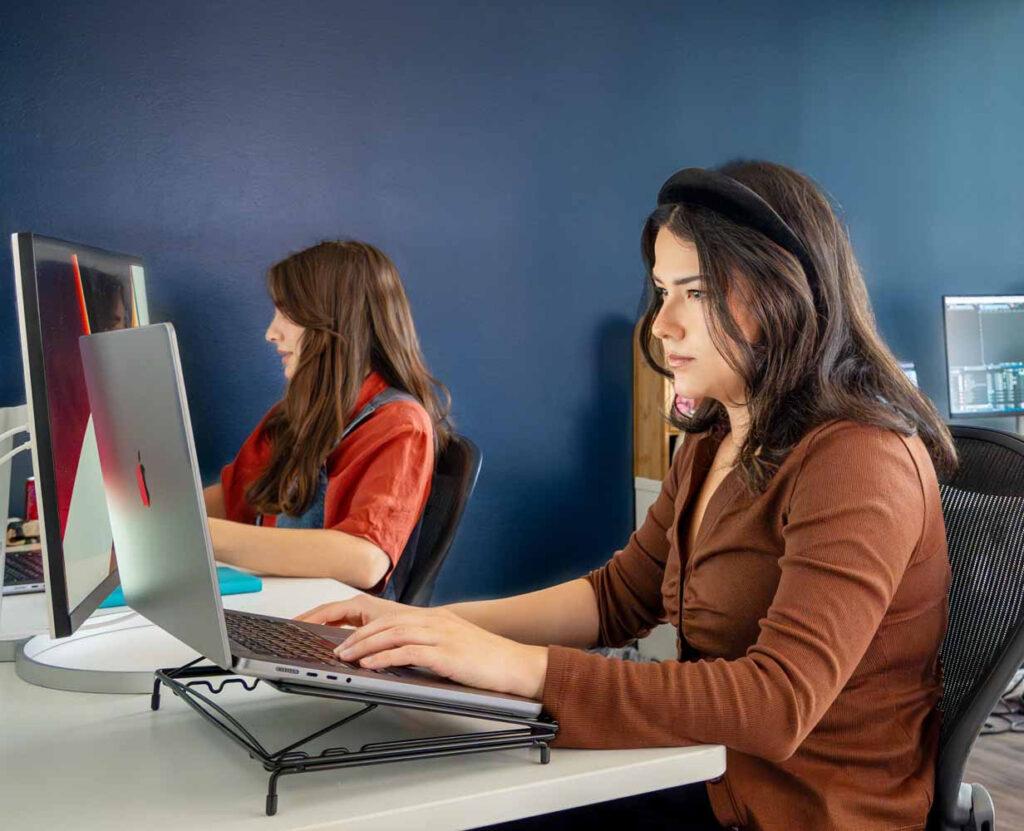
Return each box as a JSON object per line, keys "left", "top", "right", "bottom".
{"left": 25, "top": 476, "right": 38, "bottom": 521}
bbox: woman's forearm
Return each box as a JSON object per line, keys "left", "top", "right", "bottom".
{"left": 208, "top": 518, "right": 391, "bottom": 590}
{"left": 204, "top": 483, "right": 227, "bottom": 519}
{"left": 444, "top": 578, "right": 601, "bottom": 649}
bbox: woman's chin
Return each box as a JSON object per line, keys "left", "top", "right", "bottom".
{"left": 672, "top": 380, "right": 701, "bottom": 400}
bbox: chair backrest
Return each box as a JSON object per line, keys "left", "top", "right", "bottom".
{"left": 392, "top": 434, "right": 482, "bottom": 607}
{"left": 932, "top": 425, "right": 1024, "bottom": 829}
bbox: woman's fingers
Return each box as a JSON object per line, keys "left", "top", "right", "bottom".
{"left": 295, "top": 592, "right": 408, "bottom": 626}
{"left": 336, "top": 624, "right": 439, "bottom": 662}
{"left": 359, "top": 644, "right": 435, "bottom": 672}
{"left": 339, "top": 611, "right": 440, "bottom": 653}
{"left": 293, "top": 601, "right": 345, "bottom": 624}
{"left": 294, "top": 599, "right": 368, "bottom": 626}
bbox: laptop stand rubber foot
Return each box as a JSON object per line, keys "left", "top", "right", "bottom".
{"left": 266, "top": 794, "right": 278, "bottom": 816}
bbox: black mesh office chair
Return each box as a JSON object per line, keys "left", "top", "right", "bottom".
{"left": 390, "top": 434, "right": 482, "bottom": 607}
{"left": 929, "top": 425, "right": 1024, "bottom": 831}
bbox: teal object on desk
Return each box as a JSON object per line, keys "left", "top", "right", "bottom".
{"left": 99, "top": 566, "right": 263, "bottom": 609}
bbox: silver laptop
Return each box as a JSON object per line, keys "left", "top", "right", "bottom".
{"left": 1, "top": 408, "right": 44, "bottom": 596}
{"left": 79, "top": 323, "right": 541, "bottom": 718}
{"left": 3, "top": 546, "right": 45, "bottom": 595}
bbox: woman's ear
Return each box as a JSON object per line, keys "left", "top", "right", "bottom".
{"left": 726, "top": 276, "right": 763, "bottom": 345}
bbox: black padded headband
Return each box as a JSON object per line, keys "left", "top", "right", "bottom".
{"left": 657, "top": 167, "right": 822, "bottom": 312}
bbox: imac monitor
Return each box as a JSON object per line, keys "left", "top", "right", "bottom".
{"left": 944, "top": 295, "right": 1024, "bottom": 418}
{"left": 11, "top": 233, "right": 149, "bottom": 636}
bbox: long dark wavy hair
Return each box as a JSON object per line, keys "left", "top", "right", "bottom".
{"left": 247, "top": 241, "right": 452, "bottom": 517}
{"left": 639, "top": 159, "right": 956, "bottom": 493}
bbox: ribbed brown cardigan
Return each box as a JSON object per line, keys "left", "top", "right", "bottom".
{"left": 541, "top": 421, "right": 950, "bottom": 831}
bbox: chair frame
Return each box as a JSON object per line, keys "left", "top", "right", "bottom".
{"left": 396, "top": 434, "right": 482, "bottom": 607}
{"left": 931, "top": 425, "right": 1024, "bottom": 831}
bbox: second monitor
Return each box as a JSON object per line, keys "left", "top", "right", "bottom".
{"left": 944, "top": 295, "right": 1024, "bottom": 418}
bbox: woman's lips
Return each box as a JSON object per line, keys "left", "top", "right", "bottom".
{"left": 666, "top": 354, "right": 694, "bottom": 368}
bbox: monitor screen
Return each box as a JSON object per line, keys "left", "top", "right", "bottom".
{"left": 11, "top": 233, "right": 149, "bottom": 637}
{"left": 944, "top": 295, "right": 1024, "bottom": 418}
{"left": 898, "top": 361, "right": 918, "bottom": 388}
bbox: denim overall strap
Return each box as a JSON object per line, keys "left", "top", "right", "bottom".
{"left": 271, "top": 387, "right": 419, "bottom": 531}
{"left": 267, "top": 387, "right": 430, "bottom": 598}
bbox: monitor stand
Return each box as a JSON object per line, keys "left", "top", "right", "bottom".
{"left": 15, "top": 608, "right": 200, "bottom": 693}
{"left": 14, "top": 577, "right": 354, "bottom": 694}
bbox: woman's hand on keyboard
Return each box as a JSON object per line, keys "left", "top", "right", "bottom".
{"left": 297, "top": 598, "right": 548, "bottom": 700}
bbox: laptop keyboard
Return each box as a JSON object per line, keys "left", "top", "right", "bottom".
{"left": 4, "top": 551, "right": 44, "bottom": 585}
{"left": 224, "top": 610, "right": 398, "bottom": 675}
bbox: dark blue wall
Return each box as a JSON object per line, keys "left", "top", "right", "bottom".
{"left": 792, "top": 1, "right": 1024, "bottom": 431}
{"left": 2, "top": 2, "right": 1019, "bottom": 600}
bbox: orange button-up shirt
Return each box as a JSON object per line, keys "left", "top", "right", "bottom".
{"left": 220, "top": 372, "right": 434, "bottom": 593}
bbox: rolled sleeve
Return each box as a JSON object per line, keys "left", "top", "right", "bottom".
{"left": 326, "top": 406, "right": 434, "bottom": 591}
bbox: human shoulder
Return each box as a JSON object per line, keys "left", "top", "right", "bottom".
{"left": 371, "top": 396, "right": 433, "bottom": 437}
{"left": 338, "top": 396, "right": 434, "bottom": 458}
{"left": 325, "top": 396, "right": 434, "bottom": 475}
{"left": 786, "top": 419, "right": 925, "bottom": 496}
{"left": 797, "top": 418, "right": 919, "bottom": 455}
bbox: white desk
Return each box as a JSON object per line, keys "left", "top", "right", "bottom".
{"left": 0, "top": 588, "right": 47, "bottom": 659}
{"left": 0, "top": 577, "right": 726, "bottom": 829}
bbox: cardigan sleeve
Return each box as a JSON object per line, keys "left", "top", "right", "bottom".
{"left": 542, "top": 423, "right": 926, "bottom": 759}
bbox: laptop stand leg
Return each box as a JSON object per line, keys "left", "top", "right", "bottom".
{"left": 267, "top": 768, "right": 299, "bottom": 816}
{"left": 266, "top": 771, "right": 281, "bottom": 816}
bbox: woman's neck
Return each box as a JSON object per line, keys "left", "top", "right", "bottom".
{"left": 723, "top": 401, "right": 751, "bottom": 447}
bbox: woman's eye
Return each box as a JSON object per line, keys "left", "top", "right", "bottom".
{"left": 653, "top": 286, "right": 668, "bottom": 299}
{"left": 686, "top": 289, "right": 705, "bottom": 300}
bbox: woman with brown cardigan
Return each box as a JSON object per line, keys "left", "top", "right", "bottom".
{"left": 298, "top": 160, "right": 954, "bottom": 831}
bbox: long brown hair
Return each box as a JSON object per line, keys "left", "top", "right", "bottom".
{"left": 640, "top": 160, "right": 956, "bottom": 492}
{"left": 247, "top": 241, "right": 452, "bottom": 516}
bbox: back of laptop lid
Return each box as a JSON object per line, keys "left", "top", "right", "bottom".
{"left": 80, "top": 323, "right": 232, "bottom": 667}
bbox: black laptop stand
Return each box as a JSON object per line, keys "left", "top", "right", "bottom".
{"left": 152, "top": 657, "right": 559, "bottom": 816}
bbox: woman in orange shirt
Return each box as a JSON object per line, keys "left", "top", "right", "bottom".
{"left": 203, "top": 240, "right": 451, "bottom": 595}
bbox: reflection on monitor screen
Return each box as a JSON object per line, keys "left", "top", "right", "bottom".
{"left": 12, "top": 233, "right": 149, "bottom": 637}
{"left": 78, "top": 261, "right": 136, "bottom": 332}
{"left": 944, "top": 295, "right": 1024, "bottom": 417}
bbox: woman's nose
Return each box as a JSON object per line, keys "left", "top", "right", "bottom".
{"left": 651, "top": 298, "right": 683, "bottom": 341}
{"left": 265, "top": 310, "right": 283, "bottom": 343}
